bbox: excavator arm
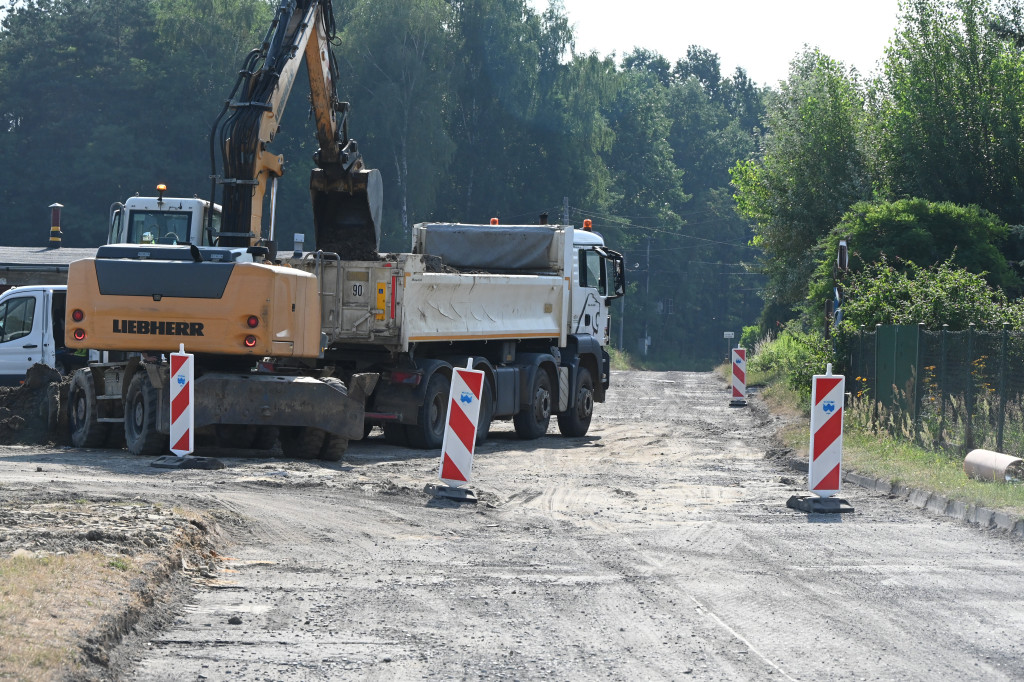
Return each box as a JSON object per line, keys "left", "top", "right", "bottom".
{"left": 209, "top": 0, "right": 382, "bottom": 255}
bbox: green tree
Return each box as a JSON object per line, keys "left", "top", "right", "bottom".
{"left": 838, "top": 256, "right": 1024, "bottom": 330}
{"left": 871, "top": 0, "right": 1024, "bottom": 224}
{"left": 338, "top": 0, "right": 456, "bottom": 248}
{"left": 731, "top": 48, "right": 870, "bottom": 326}
{"left": 0, "top": 0, "right": 272, "bottom": 246}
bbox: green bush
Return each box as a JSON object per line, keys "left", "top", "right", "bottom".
{"left": 739, "top": 325, "right": 761, "bottom": 351}
{"left": 748, "top": 327, "right": 834, "bottom": 403}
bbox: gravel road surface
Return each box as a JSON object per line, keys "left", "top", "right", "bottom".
{"left": 3, "top": 370, "right": 1023, "bottom": 681}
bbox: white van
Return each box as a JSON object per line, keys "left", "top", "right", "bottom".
{"left": 0, "top": 285, "right": 84, "bottom": 385}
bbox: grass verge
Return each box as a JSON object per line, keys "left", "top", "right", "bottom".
{"left": 0, "top": 552, "right": 145, "bottom": 681}
{"left": 759, "top": 373, "right": 1024, "bottom": 518}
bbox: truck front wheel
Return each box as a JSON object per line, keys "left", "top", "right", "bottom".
{"left": 557, "top": 367, "right": 594, "bottom": 437}
{"left": 68, "top": 370, "right": 109, "bottom": 448}
{"left": 514, "top": 368, "right": 552, "bottom": 440}
{"left": 125, "top": 371, "right": 167, "bottom": 456}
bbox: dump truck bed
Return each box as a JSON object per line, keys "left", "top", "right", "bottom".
{"left": 304, "top": 223, "right": 573, "bottom": 351}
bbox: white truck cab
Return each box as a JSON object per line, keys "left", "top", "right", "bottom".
{"left": 0, "top": 285, "right": 83, "bottom": 385}
{"left": 109, "top": 185, "right": 221, "bottom": 247}
{"left": 572, "top": 227, "right": 623, "bottom": 346}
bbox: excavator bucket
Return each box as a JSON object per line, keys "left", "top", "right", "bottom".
{"left": 311, "top": 167, "right": 383, "bottom": 259}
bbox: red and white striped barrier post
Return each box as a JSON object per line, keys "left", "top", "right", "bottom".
{"left": 435, "top": 360, "right": 485, "bottom": 501}
{"left": 730, "top": 347, "right": 747, "bottom": 406}
{"left": 169, "top": 343, "right": 194, "bottom": 457}
{"left": 787, "top": 363, "right": 854, "bottom": 513}
{"left": 808, "top": 363, "right": 844, "bottom": 496}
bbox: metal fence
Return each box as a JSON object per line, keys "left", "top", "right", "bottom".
{"left": 845, "top": 324, "right": 1024, "bottom": 457}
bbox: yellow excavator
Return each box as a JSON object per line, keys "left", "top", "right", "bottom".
{"left": 64, "top": 0, "right": 380, "bottom": 459}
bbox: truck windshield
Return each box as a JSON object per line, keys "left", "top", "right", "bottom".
{"left": 126, "top": 211, "right": 192, "bottom": 245}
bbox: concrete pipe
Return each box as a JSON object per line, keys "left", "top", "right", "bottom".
{"left": 963, "top": 449, "right": 1024, "bottom": 482}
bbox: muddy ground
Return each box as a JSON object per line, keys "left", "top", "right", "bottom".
{"left": 2, "top": 370, "right": 1024, "bottom": 680}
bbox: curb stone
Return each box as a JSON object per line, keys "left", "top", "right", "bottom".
{"left": 843, "top": 471, "right": 1024, "bottom": 539}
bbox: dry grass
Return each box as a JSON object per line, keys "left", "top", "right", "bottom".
{"left": 0, "top": 552, "right": 145, "bottom": 680}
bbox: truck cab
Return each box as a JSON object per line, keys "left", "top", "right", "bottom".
{"left": 572, "top": 227, "right": 625, "bottom": 347}
{"left": 109, "top": 187, "right": 221, "bottom": 247}
{"left": 0, "top": 285, "right": 83, "bottom": 385}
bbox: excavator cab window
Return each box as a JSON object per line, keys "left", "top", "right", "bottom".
{"left": 126, "top": 211, "right": 191, "bottom": 245}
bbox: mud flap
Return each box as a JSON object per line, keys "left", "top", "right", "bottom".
{"left": 194, "top": 372, "right": 378, "bottom": 440}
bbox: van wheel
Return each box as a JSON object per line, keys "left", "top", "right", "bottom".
{"left": 125, "top": 371, "right": 167, "bottom": 456}
{"left": 514, "top": 368, "right": 552, "bottom": 440}
{"left": 68, "top": 370, "right": 108, "bottom": 448}
{"left": 407, "top": 372, "right": 450, "bottom": 449}
{"left": 557, "top": 367, "right": 594, "bottom": 437}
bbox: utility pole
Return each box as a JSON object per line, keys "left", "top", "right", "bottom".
{"left": 563, "top": 196, "right": 570, "bottom": 225}
{"left": 644, "top": 238, "right": 650, "bottom": 357}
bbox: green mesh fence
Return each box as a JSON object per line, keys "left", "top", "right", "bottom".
{"left": 846, "top": 325, "right": 1024, "bottom": 457}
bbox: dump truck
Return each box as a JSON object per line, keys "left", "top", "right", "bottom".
{"left": 63, "top": 218, "right": 623, "bottom": 458}
{"left": 61, "top": 0, "right": 625, "bottom": 460}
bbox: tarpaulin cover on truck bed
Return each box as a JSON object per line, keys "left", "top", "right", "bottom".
{"left": 414, "top": 223, "right": 556, "bottom": 271}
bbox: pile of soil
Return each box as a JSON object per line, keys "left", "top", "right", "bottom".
{"left": 0, "top": 363, "right": 70, "bottom": 446}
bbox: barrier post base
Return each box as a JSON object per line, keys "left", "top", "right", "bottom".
{"left": 425, "top": 483, "right": 477, "bottom": 503}
{"left": 729, "top": 398, "right": 748, "bottom": 407}
{"left": 151, "top": 455, "right": 225, "bottom": 470}
{"left": 786, "top": 494, "right": 854, "bottom": 514}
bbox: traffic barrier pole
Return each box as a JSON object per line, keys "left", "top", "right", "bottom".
{"left": 785, "top": 364, "right": 854, "bottom": 512}
{"left": 730, "top": 348, "right": 747, "bottom": 406}
{"left": 808, "top": 363, "right": 844, "bottom": 497}
{"left": 169, "top": 343, "right": 194, "bottom": 457}
{"left": 438, "top": 360, "right": 485, "bottom": 490}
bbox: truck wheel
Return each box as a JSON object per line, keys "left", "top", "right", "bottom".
{"left": 407, "top": 372, "right": 450, "bottom": 449}
{"left": 475, "top": 376, "right": 494, "bottom": 445}
{"left": 125, "top": 371, "right": 167, "bottom": 456}
{"left": 68, "top": 370, "right": 109, "bottom": 448}
{"left": 557, "top": 367, "right": 594, "bottom": 437}
{"left": 514, "top": 368, "right": 552, "bottom": 440}
{"left": 279, "top": 426, "right": 325, "bottom": 459}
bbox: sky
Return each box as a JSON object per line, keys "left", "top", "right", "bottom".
{"left": 527, "top": 0, "right": 903, "bottom": 86}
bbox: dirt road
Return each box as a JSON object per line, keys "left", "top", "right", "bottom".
{"left": 3, "top": 370, "right": 1024, "bottom": 680}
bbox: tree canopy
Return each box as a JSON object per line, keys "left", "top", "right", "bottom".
{"left": 0, "top": 0, "right": 767, "bottom": 368}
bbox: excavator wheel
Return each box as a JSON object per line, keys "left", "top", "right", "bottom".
{"left": 382, "top": 423, "right": 409, "bottom": 446}
{"left": 279, "top": 426, "right": 326, "bottom": 460}
{"left": 125, "top": 371, "right": 168, "bottom": 456}
{"left": 251, "top": 426, "right": 280, "bottom": 451}
{"left": 313, "top": 377, "right": 351, "bottom": 461}
{"left": 68, "top": 369, "right": 109, "bottom": 448}
{"left": 319, "top": 434, "right": 348, "bottom": 462}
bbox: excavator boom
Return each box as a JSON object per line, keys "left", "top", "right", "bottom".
{"left": 210, "top": 0, "right": 381, "bottom": 254}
